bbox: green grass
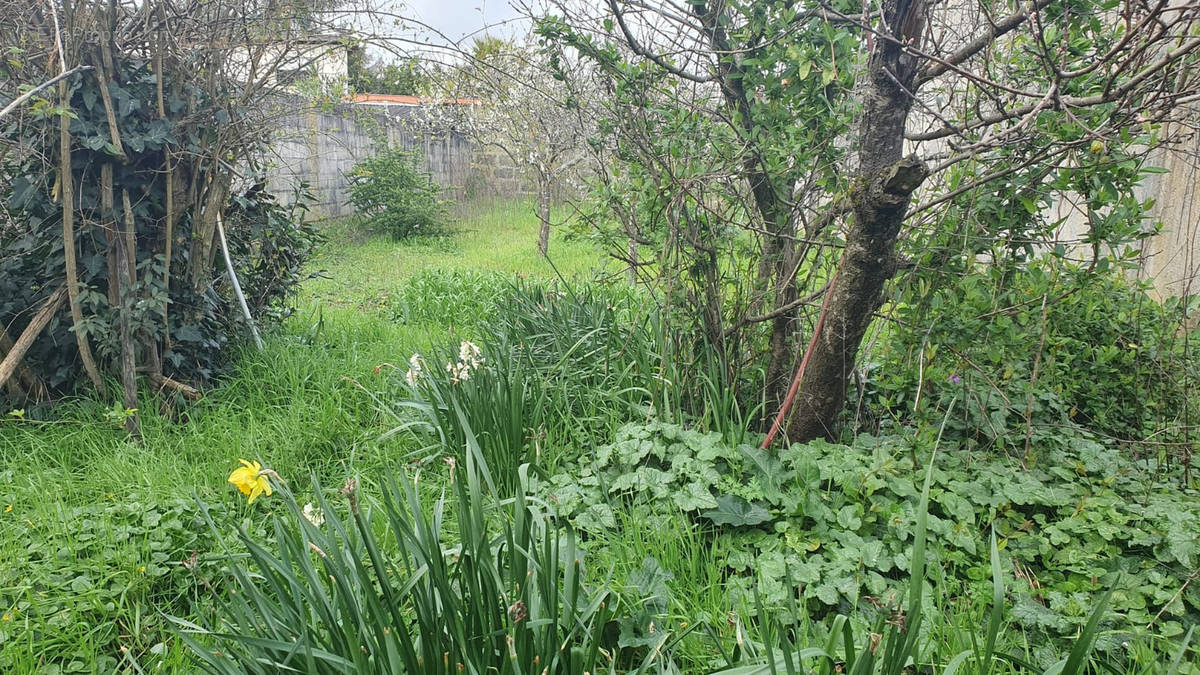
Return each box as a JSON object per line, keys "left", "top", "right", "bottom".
{"left": 304, "top": 198, "right": 603, "bottom": 309}
{"left": 2, "top": 198, "right": 1196, "bottom": 673}
{"left": 0, "top": 198, "right": 606, "bottom": 673}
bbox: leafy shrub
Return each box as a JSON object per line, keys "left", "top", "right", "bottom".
{"left": 0, "top": 56, "right": 319, "bottom": 399}
{"left": 176, "top": 445, "right": 624, "bottom": 673}
{"left": 227, "top": 182, "right": 325, "bottom": 324}
{"left": 540, "top": 422, "right": 1200, "bottom": 666}
{"left": 346, "top": 149, "right": 447, "bottom": 240}
{"left": 867, "top": 260, "right": 1199, "bottom": 455}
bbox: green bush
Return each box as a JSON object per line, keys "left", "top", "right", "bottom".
{"left": 866, "top": 260, "right": 1199, "bottom": 455}
{"left": 346, "top": 149, "right": 447, "bottom": 240}
{"left": 539, "top": 421, "right": 1200, "bottom": 666}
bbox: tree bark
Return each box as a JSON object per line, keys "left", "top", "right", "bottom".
{"left": 0, "top": 287, "right": 67, "bottom": 393}
{"left": 117, "top": 189, "right": 141, "bottom": 437}
{"left": 537, "top": 173, "right": 551, "bottom": 256}
{"left": 693, "top": 2, "right": 797, "bottom": 418}
{"left": 60, "top": 79, "right": 107, "bottom": 394}
{"left": 0, "top": 327, "right": 48, "bottom": 401}
{"left": 787, "top": 0, "right": 929, "bottom": 442}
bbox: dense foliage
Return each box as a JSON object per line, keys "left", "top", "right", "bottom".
{"left": 540, "top": 0, "right": 1200, "bottom": 442}
{"left": 346, "top": 149, "right": 447, "bottom": 240}
{"left": 868, "top": 261, "right": 1198, "bottom": 455}
{"left": 0, "top": 52, "right": 319, "bottom": 401}
{"left": 4, "top": 212, "right": 1196, "bottom": 672}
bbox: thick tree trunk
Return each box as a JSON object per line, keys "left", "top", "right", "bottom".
{"left": 537, "top": 174, "right": 552, "bottom": 256}
{"left": 787, "top": 0, "right": 929, "bottom": 442}
{"left": 191, "top": 172, "right": 232, "bottom": 290}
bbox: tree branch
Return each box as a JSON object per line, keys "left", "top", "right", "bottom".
{"left": 0, "top": 65, "right": 94, "bottom": 122}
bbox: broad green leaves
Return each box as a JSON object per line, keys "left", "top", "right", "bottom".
{"left": 543, "top": 421, "right": 1200, "bottom": 648}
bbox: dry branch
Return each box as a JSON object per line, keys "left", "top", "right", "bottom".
{"left": 0, "top": 287, "right": 67, "bottom": 393}
{"left": 0, "top": 327, "right": 49, "bottom": 401}
{"left": 148, "top": 372, "right": 202, "bottom": 401}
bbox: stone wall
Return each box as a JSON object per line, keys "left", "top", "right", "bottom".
{"left": 264, "top": 102, "right": 530, "bottom": 219}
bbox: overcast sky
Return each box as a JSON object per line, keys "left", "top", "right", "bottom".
{"left": 400, "top": 0, "right": 526, "bottom": 45}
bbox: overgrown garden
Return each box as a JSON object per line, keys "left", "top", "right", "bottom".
{"left": 2, "top": 0, "right": 1200, "bottom": 673}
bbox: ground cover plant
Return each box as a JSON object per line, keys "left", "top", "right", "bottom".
{"left": 1, "top": 199, "right": 1197, "bottom": 674}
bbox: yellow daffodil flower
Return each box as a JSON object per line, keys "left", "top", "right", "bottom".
{"left": 228, "top": 459, "right": 273, "bottom": 504}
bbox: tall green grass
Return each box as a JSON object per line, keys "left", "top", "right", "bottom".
{"left": 176, "top": 421, "right": 621, "bottom": 674}
{"left": 0, "top": 198, "right": 599, "bottom": 673}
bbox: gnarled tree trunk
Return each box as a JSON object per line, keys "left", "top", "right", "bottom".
{"left": 787, "top": 0, "right": 929, "bottom": 442}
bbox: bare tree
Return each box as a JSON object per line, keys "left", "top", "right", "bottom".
{"left": 455, "top": 38, "right": 595, "bottom": 255}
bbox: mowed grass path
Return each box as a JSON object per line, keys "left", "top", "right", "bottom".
{"left": 0, "top": 199, "right": 602, "bottom": 672}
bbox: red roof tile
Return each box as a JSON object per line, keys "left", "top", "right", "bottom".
{"left": 352, "top": 94, "right": 483, "bottom": 106}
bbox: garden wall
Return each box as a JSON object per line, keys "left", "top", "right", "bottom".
{"left": 264, "top": 102, "right": 530, "bottom": 219}
{"left": 1050, "top": 128, "right": 1200, "bottom": 300}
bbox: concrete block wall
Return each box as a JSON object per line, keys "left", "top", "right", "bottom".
{"left": 263, "top": 103, "right": 528, "bottom": 219}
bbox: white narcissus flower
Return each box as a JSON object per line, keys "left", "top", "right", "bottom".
{"left": 458, "top": 340, "right": 483, "bottom": 368}
{"left": 448, "top": 361, "right": 472, "bottom": 384}
{"left": 405, "top": 353, "right": 423, "bottom": 385}
{"left": 302, "top": 502, "right": 325, "bottom": 527}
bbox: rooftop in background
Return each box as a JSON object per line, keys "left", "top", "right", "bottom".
{"left": 352, "top": 94, "right": 483, "bottom": 106}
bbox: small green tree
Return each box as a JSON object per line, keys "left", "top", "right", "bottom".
{"left": 348, "top": 47, "right": 425, "bottom": 95}
{"left": 346, "top": 149, "right": 448, "bottom": 239}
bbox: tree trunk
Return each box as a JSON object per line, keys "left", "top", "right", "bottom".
{"left": 59, "top": 79, "right": 106, "bottom": 395}
{"left": 537, "top": 174, "right": 551, "bottom": 256}
{"left": 626, "top": 228, "right": 638, "bottom": 284}
{"left": 117, "top": 189, "right": 141, "bottom": 438}
{"left": 787, "top": 0, "right": 929, "bottom": 442}
{"left": 693, "top": 1, "right": 798, "bottom": 420}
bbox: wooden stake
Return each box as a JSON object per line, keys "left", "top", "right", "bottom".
{"left": 116, "top": 189, "right": 141, "bottom": 437}
{"left": 156, "top": 11, "right": 174, "bottom": 358}
{"left": 59, "top": 78, "right": 106, "bottom": 395}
